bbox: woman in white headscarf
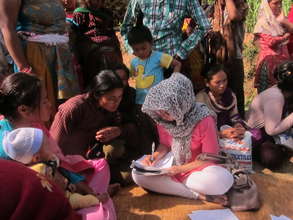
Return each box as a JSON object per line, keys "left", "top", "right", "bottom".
{"left": 253, "top": 0, "right": 291, "bottom": 93}
{"left": 132, "top": 73, "right": 234, "bottom": 204}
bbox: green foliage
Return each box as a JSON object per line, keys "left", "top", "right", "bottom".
{"left": 243, "top": 41, "right": 258, "bottom": 79}
{"left": 202, "top": 0, "right": 292, "bottom": 33}
{"left": 245, "top": 0, "right": 260, "bottom": 33}
{"left": 246, "top": 0, "right": 292, "bottom": 33}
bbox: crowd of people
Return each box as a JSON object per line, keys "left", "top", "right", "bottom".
{"left": 0, "top": 0, "right": 293, "bottom": 219}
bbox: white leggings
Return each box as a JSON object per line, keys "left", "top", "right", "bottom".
{"left": 132, "top": 165, "right": 234, "bottom": 200}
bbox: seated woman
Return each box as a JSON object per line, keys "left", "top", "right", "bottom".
{"left": 50, "top": 70, "right": 140, "bottom": 185}
{"left": 195, "top": 64, "right": 245, "bottom": 140}
{"left": 246, "top": 61, "right": 293, "bottom": 169}
{"left": 133, "top": 73, "right": 234, "bottom": 204}
{"left": 0, "top": 159, "right": 81, "bottom": 220}
{"left": 0, "top": 73, "right": 116, "bottom": 220}
{"left": 253, "top": 0, "right": 290, "bottom": 93}
{"left": 72, "top": 0, "right": 122, "bottom": 89}
{"left": 0, "top": 0, "right": 79, "bottom": 113}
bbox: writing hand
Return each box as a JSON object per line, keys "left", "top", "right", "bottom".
{"left": 141, "top": 155, "right": 156, "bottom": 166}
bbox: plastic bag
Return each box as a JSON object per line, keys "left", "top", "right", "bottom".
{"left": 219, "top": 125, "right": 253, "bottom": 172}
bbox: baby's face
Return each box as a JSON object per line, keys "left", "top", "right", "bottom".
{"left": 32, "top": 135, "right": 55, "bottom": 163}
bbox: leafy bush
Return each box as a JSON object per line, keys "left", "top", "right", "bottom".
{"left": 246, "top": 0, "right": 292, "bottom": 33}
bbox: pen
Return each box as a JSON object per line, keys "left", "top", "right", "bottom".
{"left": 151, "top": 142, "right": 155, "bottom": 162}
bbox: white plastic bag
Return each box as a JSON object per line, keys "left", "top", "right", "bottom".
{"left": 219, "top": 125, "right": 253, "bottom": 172}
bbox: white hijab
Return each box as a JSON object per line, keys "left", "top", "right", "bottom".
{"left": 142, "top": 73, "right": 216, "bottom": 165}
{"left": 253, "top": 0, "right": 285, "bottom": 36}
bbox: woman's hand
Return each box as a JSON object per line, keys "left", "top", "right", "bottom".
{"left": 220, "top": 124, "right": 246, "bottom": 141}
{"left": 281, "top": 33, "right": 291, "bottom": 43}
{"left": 141, "top": 155, "right": 156, "bottom": 166}
{"left": 74, "top": 181, "right": 95, "bottom": 195}
{"left": 96, "top": 192, "right": 109, "bottom": 204}
{"left": 220, "top": 127, "right": 239, "bottom": 139}
{"left": 95, "top": 126, "right": 121, "bottom": 143}
{"left": 171, "top": 58, "right": 181, "bottom": 73}
{"left": 164, "top": 165, "right": 182, "bottom": 176}
{"left": 234, "top": 123, "right": 246, "bottom": 138}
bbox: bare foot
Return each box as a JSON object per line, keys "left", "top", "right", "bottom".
{"left": 200, "top": 194, "right": 229, "bottom": 206}
{"left": 107, "top": 183, "right": 121, "bottom": 197}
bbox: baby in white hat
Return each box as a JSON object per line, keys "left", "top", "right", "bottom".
{"left": 2, "top": 127, "right": 56, "bottom": 165}
{"left": 2, "top": 127, "right": 108, "bottom": 209}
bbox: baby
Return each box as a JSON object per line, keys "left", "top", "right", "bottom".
{"left": 2, "top": 127, "right": 108, "bottom": 209}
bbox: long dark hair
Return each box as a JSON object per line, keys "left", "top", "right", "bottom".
{"left": 89, "top": 70, "right": 123, "bottom": 99}
{"left": 0, "top": 73, "right": 42, "bottom": 119}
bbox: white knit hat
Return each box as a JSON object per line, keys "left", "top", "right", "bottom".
{"left": 2, "top": 128, "right": 44, "bottom": 164}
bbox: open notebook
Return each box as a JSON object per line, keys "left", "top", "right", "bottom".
{"left": 131, "top": 152, "right": 174, "bottom": 176}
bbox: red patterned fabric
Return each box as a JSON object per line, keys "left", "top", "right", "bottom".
{"left": 254, "top": 33, "right": 290, "bottom": 90}
{"left": 0, "top": 159, "right": 81, "bottom": 220}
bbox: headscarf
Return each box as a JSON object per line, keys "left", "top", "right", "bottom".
{"left": 253, "top": 0, "right": 285, "bottom": 36}
{"left": 142, "top": 73, "right": 215, "bottom": 165}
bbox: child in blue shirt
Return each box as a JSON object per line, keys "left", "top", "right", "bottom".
{"left": 127, "top": 25, "right": 181, "bottom": 105}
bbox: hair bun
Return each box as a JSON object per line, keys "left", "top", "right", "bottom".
{"left": 274, "top": 61, "right": 293, "bottom": 82}
{"left": 277, "top": 70, "right": 291, "bottom": 81}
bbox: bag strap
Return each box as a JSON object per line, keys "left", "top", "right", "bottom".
{"left": 196, "top": 151, "right": 240, "bottom": 170}
{"left": 196, "top": 152, "right": 227, "bottom": 162}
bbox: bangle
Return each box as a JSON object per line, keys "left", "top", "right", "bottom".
{"left": 20, "top": 66, "right": 33, "bottom": 73}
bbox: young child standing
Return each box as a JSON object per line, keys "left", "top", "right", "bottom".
{"left": 127, "top": 25, "right": 181, "bottom": 105}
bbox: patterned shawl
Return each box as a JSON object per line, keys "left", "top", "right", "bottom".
{"left": 142, "top": 73, "right": 215, "bottom": 165}
{"left": 253, "top": 0, "right": 285, "bottom": 36}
